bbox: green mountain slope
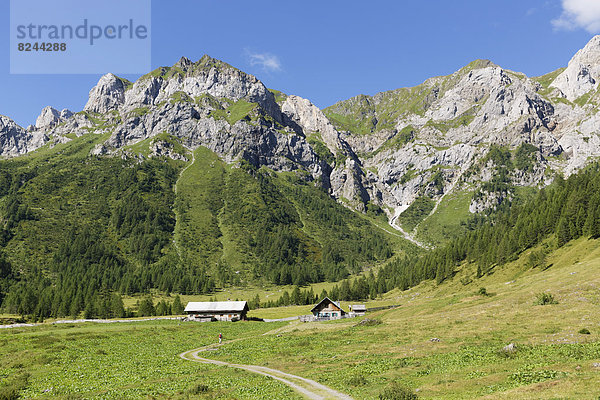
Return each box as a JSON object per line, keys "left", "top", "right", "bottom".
{"left": 323, "top": 59, "right": 495, "bottom": 135}
{"left": 0, "top": 135, "right": 410, "bottom": 319}
{"left": 376, "top": 163, "right": 600, "bottom": 292}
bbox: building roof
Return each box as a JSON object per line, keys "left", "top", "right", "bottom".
{"left": 351, "top": 304, "right": 367, "bottom": 311}
{"left": 184, "top": 301, "right": 249, "bottom": 313}
{"left": 310, "top": 297, "right": 346, "bottom": 313}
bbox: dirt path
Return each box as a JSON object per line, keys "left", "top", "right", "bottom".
{"left": 179, "top": 342, "right": 353, "bottom": 400}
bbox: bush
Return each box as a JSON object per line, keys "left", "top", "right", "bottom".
{"left": 579, "top": 328, "right": 591, "bottom": 335}
{"left": 0, "top": 387, "right": 19, "bottom": 400}
{"left": 534, "top": 292, "right": 558, "bottom": 305}
{"left": 378, "top": 382, "right": 418, "bottom": 400}
{"left": 188, "top": 383, "right": 210, "bottom": 394}
{"left": 347, "top": 373, "right": 368, "bottom": 386}
{"left": 478, "top": 287, "right": 488, "bottom": 296}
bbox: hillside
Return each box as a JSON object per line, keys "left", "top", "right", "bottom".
{"left": 324, "top": 36, "right": 600, "bottom": 245}
{"left": 3, "top": 37, "right": 600, "bottom": 319}
{"left": 0, "top": 131, "right": 407, "bottom": 319}
{"left": 213, "top": 236, "right": 600, "bottom": 399}
{"left": 1, "top": 237, "right": 599, "bottom": 399}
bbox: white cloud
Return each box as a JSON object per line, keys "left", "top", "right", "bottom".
{"left": 552, "top": 0, "right": 600, "bottom": 33}
{"left": 246, "top": 50, "right": 282, "bottom": 72}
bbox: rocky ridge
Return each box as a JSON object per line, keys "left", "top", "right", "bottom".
{"left": 3, "top": 38, "right": 600, "bottom": 244}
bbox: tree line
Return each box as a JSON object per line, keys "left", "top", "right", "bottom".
{"left": 378, "top": 162, "right": 600, "bottom": 290}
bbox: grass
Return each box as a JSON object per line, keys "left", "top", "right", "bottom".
{"left": 268, "top": 89, "right": 287, "bottom": 103}
{"left": 207, "top": 237, "right": 600, "bottom": 399}
{"left": 306, "top": 133, "right": 335, "bottom": 164}
{"left": 425, "top": 112, "right": 476, "bottom": 134}
{"left": 3, "top": 237, "right": 600, "bottom": 399}
{"left": 532, "top": 68, "right": 566, "bottom": 89}
{"left": 416, "top": 190, "right": 473, "bottom": 246}
{"left": 174, "top": 146, "right": 227, "bottom": 270}
{"left": 0, "top": 320, "right": 299, "bottom": 399}
{"left": 398, "top": 196, "right": 435, "bottom": 232}
{"left": 209, "top": 99, "right": 258, "bottom": 125}
{"left": 323, "top": 59, "right": 494, "bottom": 136}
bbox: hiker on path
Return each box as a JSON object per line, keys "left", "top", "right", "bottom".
{"left": 218, "top": 333, "right": 222, "bottom": 344}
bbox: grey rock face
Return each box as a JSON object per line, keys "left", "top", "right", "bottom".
{"left": 123, "top": 56, "right": 281, "bottom": 122}
{"left": 321, "top": 37, "right": 600, "bottom": 221}
{"left": 35, "top": 106, "right": 61, "bottom": 129}
{"left": 551, "top": 35, "right": 600, "bottom": 101}
{"left": 0, "top": 115, "right": 47, "bottom": 157}
{"left": 35, "top": 106, "right": 74, "bottom": 130}
{"left": 281, "top": 95, "right": 349, "bottom": 155}
{"left": 84, "top": 73, "right": 128, "bottom": 113}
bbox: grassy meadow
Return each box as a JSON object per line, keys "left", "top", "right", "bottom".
{"left": 0, "top": 320, "right": 299, "bottom": 399}
{"left": 1, "top": 237, "right": 600, "bottom": 399}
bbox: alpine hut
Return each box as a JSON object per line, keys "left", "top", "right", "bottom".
{"left": 310, "top": 297, "right": 346, "bottom": 320}
{"left": 349, "top": 304, "right": 367, "bottom": 316}
{"left": 184, "top": 301, "right": 249, "bottom": 322}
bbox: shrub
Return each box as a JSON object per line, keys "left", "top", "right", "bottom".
{"left": 347, "top": 373, "right": 368, "bottom": 386}
{"left": 478, "top": 287, "right": 488, "bottom": 296}
{"left": 188, "top": 383, "right": 210, "bottom": 394}
{"left": 579, "top": 328, "right": 591, "bottom": 335}
{"left": 0, "top": 387, "right": 19, "bottom": 400}
{"left": 509, "top": 369, "right": 562, "bottom": 385}
{"left": 378, "top": 382, "right": 418, "bottom": 400}
{"left": 534, "top": 292, "right": 558, "bottom": 305}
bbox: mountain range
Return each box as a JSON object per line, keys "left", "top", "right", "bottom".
{"left": 2, "top": 36, "right": 600, "bottom": 317}
{"left": 5, "top": 38, "right": 600, "bottom": 244}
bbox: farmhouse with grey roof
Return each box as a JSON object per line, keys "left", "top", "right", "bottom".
{"left": 184, "top": 301, "right": 249, "bottom": 322}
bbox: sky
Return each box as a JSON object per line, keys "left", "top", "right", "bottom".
{"left": 1, "top": 0, "right": 599, "bottom": 126}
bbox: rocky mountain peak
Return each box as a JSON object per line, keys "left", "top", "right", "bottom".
{"left": 570, "top": 35, "right": 600, "bottom": 65}
{"left": 464, "top": 59, "right": 497, "bottom": 70}
{"left": 84, "top": 73, "right": 128, "bottom": 113}
{"left": 0, "top": 115, "right": 47, "bottom": 157}
{"left": 173, "top": 56, "right": 193, "bottom": 69}
{"left": 35, "top": 106, "right": 60, "bottom": 129}
{"left": 35, "top": 106, "right": 75, "bottom": 130}
{"left": 34, "top": 106, "right": 74, "bottom": 130}
{"left": 120, "top": 55, "right": 280, "bottom": 121}
{"left": 550, "top": 35, "right": 600, "bottom": 101}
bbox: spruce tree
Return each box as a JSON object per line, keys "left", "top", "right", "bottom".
{"left": 171, "top": 295, "right": 184, "bottom": 315}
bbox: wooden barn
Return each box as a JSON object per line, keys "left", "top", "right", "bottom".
{"left": 310, "top": 297, "right": 346, "bottom": 320}
{"left": 184, "top": 301, "right": 249, "bottom": 322}
{"left": 349, "top": 304, "right": 366, "bottom": 316}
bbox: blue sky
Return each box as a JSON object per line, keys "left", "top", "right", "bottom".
{"left": 1, "top": 0, "right": 599, "bottom": 126}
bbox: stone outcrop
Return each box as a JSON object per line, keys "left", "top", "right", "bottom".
{"left": 0, "top": 115, "right": 47, "bottom": 157}
{"left": 551, "top": 36, "right": 600, "bottom": 101}
{"left": 35, "top": 106, "right": 74, "bottom": 129}
{"left": 84, "top": 73, "right": 128, "bottom": 113}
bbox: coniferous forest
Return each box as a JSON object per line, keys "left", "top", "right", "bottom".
{"left": 378, "top": 163, "right": 600, "bottom": 291}
{"left": 0, "top": 138, "right": 397, "bottom": 320}
{"left": 3, "top": 130, "right": 600, "bottom": 321}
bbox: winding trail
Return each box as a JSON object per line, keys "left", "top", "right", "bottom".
{"left": 179, "top": 341, "right": 353, "bottom": 400}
